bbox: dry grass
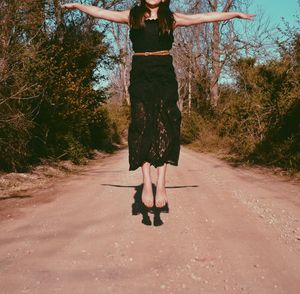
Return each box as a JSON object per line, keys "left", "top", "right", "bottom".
{"left": 0, "top": 150, "right": 110, "bottom": 199}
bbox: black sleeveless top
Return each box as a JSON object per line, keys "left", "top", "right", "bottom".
{"left": 129, "top": 19, "right": 174, "bottom": 53}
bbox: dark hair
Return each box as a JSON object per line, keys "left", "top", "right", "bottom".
{"left": 129, "top": 0, "right": 174, "bottom": 35}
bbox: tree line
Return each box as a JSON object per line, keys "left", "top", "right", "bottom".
{"left": 175, "top": 0, "right": 300, "bottom": 171}
{"left": 0, "top": 0, "right": 299, "bottom": 172}
{"left": 107, "top": 0, "right": 299, "bottom": 171}
{"left": 0, "top": 0, "right": 125, "bottom": 171}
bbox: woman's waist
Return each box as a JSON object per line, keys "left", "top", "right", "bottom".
{"left": 132, "top": 51, "right": 173, "bottom": 62}
{"left": 130, "top": 56, "right": 175, "bottom": 76}
{"left": 131, "top": 54, "right": 174, "bottom": 70}
{"left": 133, "top": 50, "right": 170, "bottom": 56}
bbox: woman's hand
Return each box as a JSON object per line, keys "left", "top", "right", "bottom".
{"left": 236, "top": 12, "right": 256, "bottom": 20}
{"left": 61, "top": 3, "right": 78, "bottom": 10}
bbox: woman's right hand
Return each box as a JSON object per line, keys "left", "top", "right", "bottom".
{"left": 61, "top": 3, "right": 78, "bottom": 10}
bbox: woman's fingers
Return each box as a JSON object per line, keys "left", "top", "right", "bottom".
{"left": 247, "top": 14, "right": 256, "bottom": 20}
{"left": 61, "top": 3, "right": 77, "bottom": 10}
{"left": 239, "top": 13, "right": 256, "bottom": 20}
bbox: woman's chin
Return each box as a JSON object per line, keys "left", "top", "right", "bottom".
{"left": 145, "top": 2, "right": 161, "bottom": 9}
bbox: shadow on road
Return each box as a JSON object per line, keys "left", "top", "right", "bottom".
{"left": 101, "top": 183, "right": 199, "bottom": 226}
{"left": 132, "top": 184, "right": 168, "bottom": 227}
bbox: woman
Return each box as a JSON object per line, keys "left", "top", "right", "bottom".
{"left": 62, "top": 1, "right": 255, "bottom": 211}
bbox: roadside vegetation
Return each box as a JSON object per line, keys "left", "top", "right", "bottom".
{"left": 0, "top": 0, "right": 299, "bottom": 175}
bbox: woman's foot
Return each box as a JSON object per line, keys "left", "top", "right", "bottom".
{"left": 142, "top": 182, "right": 154, "bottom": 208}
{"left": 155, "top": 185, "right": 168, "bottom": 208}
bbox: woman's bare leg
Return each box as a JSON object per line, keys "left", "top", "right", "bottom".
{"left": 141, "top": 161, "right": 154, "bottom": 207}
{"left": 156, "top": 163, "right": 168, "bottom": 207}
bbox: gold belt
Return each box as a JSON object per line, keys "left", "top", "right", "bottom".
{"left": 133, "top": 50, "right": 170, "bottom": 56}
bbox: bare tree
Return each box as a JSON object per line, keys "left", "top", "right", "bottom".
{"left": 93, "top": 0, "right": 134, "bottom": 105}
{"left": 94, "top": 0, "right": 269, "bottom": 111}
{"left": 107, "top": 22, "right": 131, "bottom": 105}
{"left": 206, "top": 0, "right": 234, "bottom": 107}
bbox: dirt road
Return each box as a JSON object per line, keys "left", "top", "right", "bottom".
{"left": 1, "top": 147, "right": 300, "bottom": 294}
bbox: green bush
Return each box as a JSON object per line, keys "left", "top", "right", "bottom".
{"left": 182, "top": 34, "right": 299, "bottom": 172}
{"left": 180, "top": 110, "right": 202, "bottom": 144}
{"left": 104, "top": 101, "right": 130, "bottom": 144}
{"left": 0, "top": 3, "right": 122, "bottom": 171}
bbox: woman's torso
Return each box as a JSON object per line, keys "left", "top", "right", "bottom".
{"left": 129, "top": 18, "right": 174, "bottom": 53}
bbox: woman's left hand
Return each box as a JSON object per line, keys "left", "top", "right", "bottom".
{"left": 236, "top": 13, "right": 256, "bottom": 20}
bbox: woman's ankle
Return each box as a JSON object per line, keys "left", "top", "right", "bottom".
{"left": 156, "top": 179, "right": 165, "bottom": 189}
{"left": 143, "top": 178, "right": 152, "bottom": 187}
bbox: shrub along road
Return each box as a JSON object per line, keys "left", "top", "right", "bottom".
{"left": 0, "top": 146, "right": 300, "bottom": 293}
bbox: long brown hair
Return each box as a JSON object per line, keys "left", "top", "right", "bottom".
{"left": 129, "top": 0, "right": 174, "bottom": 35}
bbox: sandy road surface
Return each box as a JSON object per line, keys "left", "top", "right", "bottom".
{"left": 0, "top": 146, "right": 300, "bottom": 294}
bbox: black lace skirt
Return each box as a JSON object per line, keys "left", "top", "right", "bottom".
{"left": 128, "top": 54, "right": 181, "bottom": 171}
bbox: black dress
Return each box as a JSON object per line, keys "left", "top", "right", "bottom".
{"left": 128, "top": 19, "right": 181, "bottom": 171}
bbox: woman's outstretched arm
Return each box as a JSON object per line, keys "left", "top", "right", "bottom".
{"left": 173, "top": 11, "right": 255, "bottom": 28}
{"left": 61, "top": 3, "right": 130, "bottom": 24}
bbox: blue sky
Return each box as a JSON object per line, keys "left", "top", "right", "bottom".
{"left": 250, "top": 0, "right": 299, "bottom": 26}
